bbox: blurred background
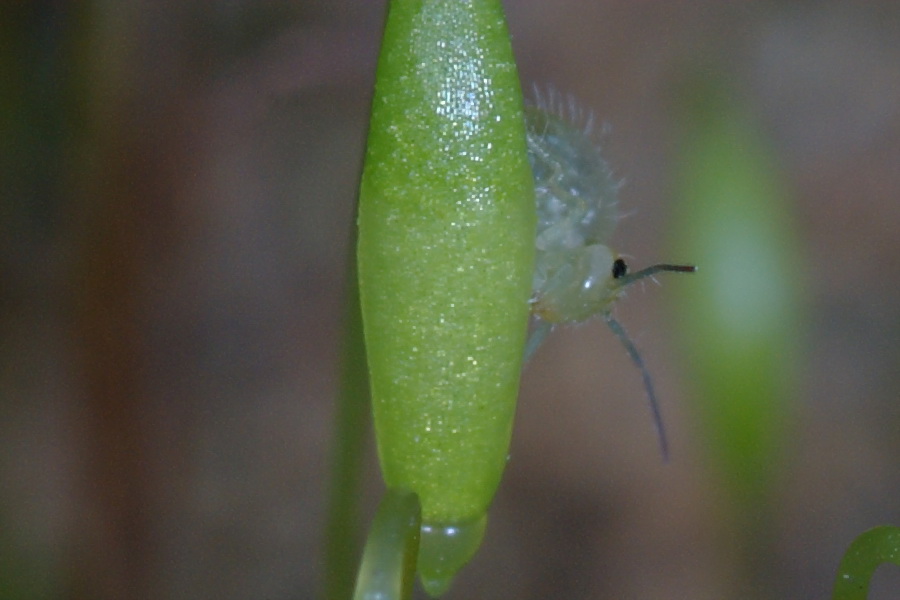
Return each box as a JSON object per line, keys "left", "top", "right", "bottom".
{"left": 2, "top": 1, "right": 899, "bottom": 599}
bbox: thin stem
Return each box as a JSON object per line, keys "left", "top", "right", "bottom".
{"left": 323, "top": 244, "right": 371, "bottom": 600}
{"left": 832, "top": 526, "right": 900, "bottom": 600}
{"left": 353, "top": 490, "right": 422, "bottom": 600}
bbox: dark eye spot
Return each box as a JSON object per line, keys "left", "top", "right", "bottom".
{"left": 612, "top": 258, "right": 627, "bottom": 279}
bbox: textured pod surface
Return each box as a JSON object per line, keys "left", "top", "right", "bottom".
{"left": 357, "top": 0, "right": 534, "bottom": 591}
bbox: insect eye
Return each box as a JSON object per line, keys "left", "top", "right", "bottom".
{"left": 612, "top": 258, "right": 628, "bottom": 279}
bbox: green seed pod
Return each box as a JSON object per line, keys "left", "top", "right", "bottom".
{"left": 357, "top": 0, "right": 534, "bottom": 595}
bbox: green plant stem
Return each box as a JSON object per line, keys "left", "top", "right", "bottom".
{"left": 352, "top": 490, "right": 422, "bottom": 600}
{"left": 832, "top": 526, "right": 900, "bottom": 600}
{"left": 323, "top": 247, "right": 371, "bottom": 600}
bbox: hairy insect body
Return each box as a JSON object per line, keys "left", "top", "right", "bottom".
{"left": 527, "top": 105, "right": 623, "bottom": 324}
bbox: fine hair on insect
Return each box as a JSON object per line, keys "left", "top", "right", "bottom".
{"left": 524, "top": 88, "right": 696, "bottom": 460}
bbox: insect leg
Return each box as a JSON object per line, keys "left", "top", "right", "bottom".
{"left": 603, "top": 313, "right": 670, "bottom": 460}
{"left": 523, "top": 320, "right": 553, "bottom": 363}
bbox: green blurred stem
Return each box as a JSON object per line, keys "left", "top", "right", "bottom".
{"left": 323, "top": 248, "right": 371, "bottom": 600}
{"left": 353, "top": 490, "right": 422, "bottom": 600}
{"left": 832, "top": 526, "right": 900, "bottom": 600}
{"left": 672, "top": 76, "right": 806, "bottom": 600}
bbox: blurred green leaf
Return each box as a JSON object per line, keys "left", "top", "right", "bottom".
{"left": 323, "top": 244, "right": 371, "bottom": 600}
{"left": 672, "top": 83, "right": 806, "bottom": 509}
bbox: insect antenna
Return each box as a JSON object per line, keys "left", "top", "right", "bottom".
{"left": 615, "top": 263, "right": 697, "bottom": 289}
{"left": 614, "top": 263, "right": 697, "bottom": 291}
{"left": 603, "top": 313, "right": 670, "bottom": 460}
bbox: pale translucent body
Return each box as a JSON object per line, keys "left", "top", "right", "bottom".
{"left": 524, "top": 101, "right": 696, "bottom": 458}
{"left": 527, "top": 104, "right": 623, "bottom": 324}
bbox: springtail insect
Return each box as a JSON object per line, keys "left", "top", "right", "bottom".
{"left": 524, "top": 93, "right": 696, "bottom": 459}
